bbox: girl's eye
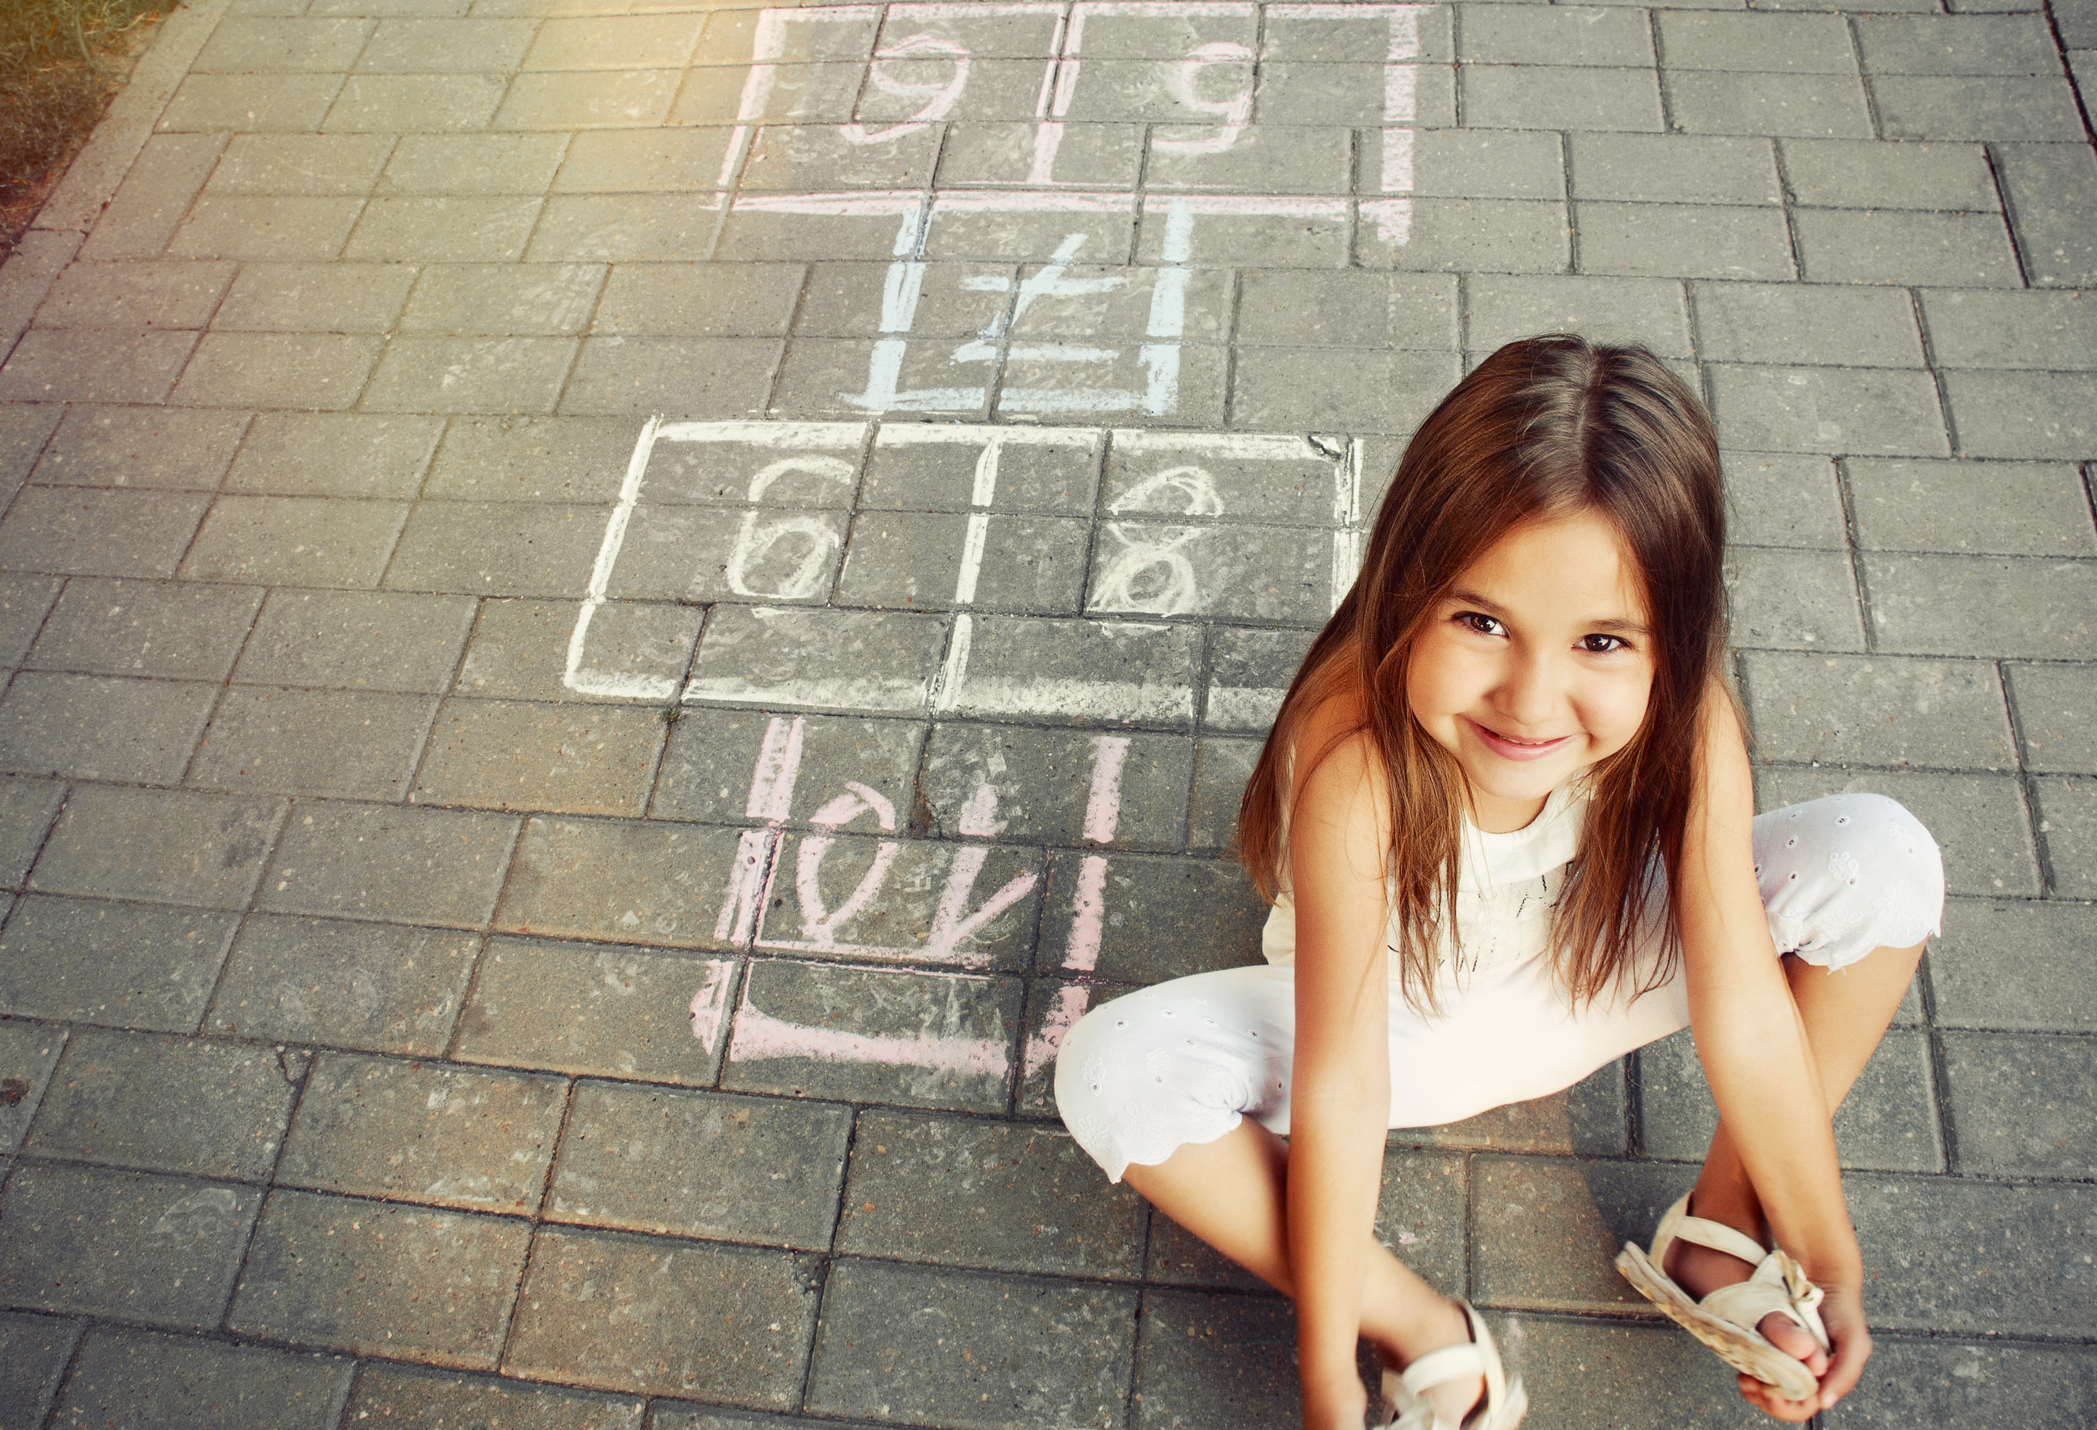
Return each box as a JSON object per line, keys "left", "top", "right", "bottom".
{"left": 1579, "top": 633, "right": 1628, "bottom": 654}
{"left": 1457, "top": 612, "right": 1504, "bottom": 636}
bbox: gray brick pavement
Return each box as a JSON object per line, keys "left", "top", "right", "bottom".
{"left": 0, "top": 0, "right": 2092, "bottom": 1420}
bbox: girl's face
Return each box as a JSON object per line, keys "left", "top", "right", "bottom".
{"left": 1406, "top": 508, "right": 1658, "bottom": 833}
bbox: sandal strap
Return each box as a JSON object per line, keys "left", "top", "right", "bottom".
{"left": 1398, "top": 1343, "right": 1483, "bottom": 1398}
{"left": 1647, "top": 1194, "right": 1772, "bottom": 1269}
{"left": 1701, "top": 1250, "right": 1832, "bottom": 1354}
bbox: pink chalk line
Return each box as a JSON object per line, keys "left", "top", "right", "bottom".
{"left": 730, "top": 997, "right": 1010, "bottom": 1077}
{"left": 688, "top": 959, "right": 739, "bottom": 1052}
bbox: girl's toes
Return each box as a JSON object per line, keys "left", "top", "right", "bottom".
{"left": 1757, "top": 1313, "right": 1828, "bottom": 1377}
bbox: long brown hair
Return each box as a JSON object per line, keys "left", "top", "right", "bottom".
{"left": 1238, "top": 336, "right": 1730, "bottom": 1013}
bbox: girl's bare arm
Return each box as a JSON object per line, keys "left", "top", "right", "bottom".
{"left": 1286, "top": 733, "right": 1396, "bottom": 1428}
{"left": 1678, "top": 687, "right": 1859, "bottom": 1284}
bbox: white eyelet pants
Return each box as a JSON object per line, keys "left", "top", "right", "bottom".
{"left": 1056, "top": 794, "right": 1943, "bottom": 1183}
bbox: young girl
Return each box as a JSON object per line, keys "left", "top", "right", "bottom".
{"left": 1055, "top": 337, "right": 1943, "bottom": 1429}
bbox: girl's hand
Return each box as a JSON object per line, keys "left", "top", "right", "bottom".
{"left": 1735, "top": 1283, "right": 1871, "bottom": 1422}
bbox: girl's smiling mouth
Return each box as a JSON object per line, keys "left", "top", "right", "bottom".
{"left": 1463, "top": 717, "right": 1575, "bottom": 762}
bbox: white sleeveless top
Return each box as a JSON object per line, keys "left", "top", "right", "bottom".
{"left": 1260, "top": 781, "right": 1589, "bottom": 987}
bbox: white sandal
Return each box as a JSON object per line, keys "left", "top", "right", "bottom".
{"left": 1614, "top": 1194, "right": 1831, "bottom": 1402}
{"left": 1381, "top": 1299, "right": 1527, "bottom": 1430}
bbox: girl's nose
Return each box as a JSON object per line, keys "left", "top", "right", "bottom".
{"left": 1497, "top": 649, "right": 1562, "bottom": 728}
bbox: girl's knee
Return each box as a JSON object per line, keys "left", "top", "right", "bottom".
{"left": 1756, "top": 793, "right": 1944, "bottom": 968}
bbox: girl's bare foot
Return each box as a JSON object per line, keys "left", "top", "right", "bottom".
{"left": 1663, "top": 1234, "right": 1830, "bottom": 1386}
{"left": 1368, "top": 1294, "right": 1486, "bottom": 1427}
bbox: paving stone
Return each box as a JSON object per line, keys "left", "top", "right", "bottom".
{"left": 2064, "top": 0, "right": 2097, "bottom": 46}
{"left": 155, "top": 72, "right": 343, "bottom": 132}
{"left": 1036, "top": 852, "right": 1266, "bottom": 984}
{"left": 1394, "top": 1062, "right": 1631, "bottom": 1159}
{"left": 229, "top": 1189, "right": 529, "bottom": 1367}
{"left": 276, "top": 1051, "right": 563, "bottom": 1212}
{"left": 947, "top": 615, "right": 1202, "bottom": 730}
{"left": 209, "top": 914, "right": 478, "bottom": 1054}
{"left": 461, "top": 598, "right": 700, "bottom": 704}
{"left": 1754, "top": 765, "right": 2037, "bottom": 897}
{"left": 356, "top": 16, "right": 535, "bottom": 72}
{"left": 223, "top": 412, "right": 440, "bottom": 502}
{"left": 496, "top": 69, "right": 681, "bottom": 130}
{"left": 206, "top": 132, "right": 393, "bottom": 195}
{"left": 398, "top": 263, "right": 605, "bottom": 337}
{"left": 1847, "top": 457, "right": 2094, "bottom": 555}
{"left": 24, "top": 579, "right": 258, "bottom": 680}
{"left": 192, "top": 14, "right": 375, "bottom": 71}
{"left": 1940, "top": 1030, "right": 2095, "bottom": 1177}
{"left": 215, "top": 259, "right": 419, "bottom": 332}
{"left": 0, "top": 896, "right": 238, "bottom": 1032}
{"left": 1822, "top": 1337, "right": 2097, "bottom": 1429}
{"left": 1993, "top": 142, "right": 2097, "bottom": 289}
{"left": 546, "top": 1081, "right": 848, "bottom": 1247}
{"left": 2035, "top": 774, "right": 2097, "bottom": 896}
{"left": 51, "top": 1327, "right": 352, "bottom": 1430}
{"left": 936, "top": 123, "right": 1144, "bottom": 188}
{"left": 504, "top": 1227, "right": 817, "bottom": 1401}
{"left": 0, "top": 406, "right": 61, "bottom": 497}
{"left": 78, "top": 133, "right": 227, "bottom": 262}
{"left": 2010, "top": 663, "right": 2097, "bottom": 773}
{"left": 344, "top": 196, "right": 544, "bottom": 265}
{"left": 562, "top": 336, "right": 781, "bottom": 417}
{"left": 411, "top": 698, "right": 663, "bottom": 814}
{"left": 1462, "top": 65, "right": 1664, "bottom": 132}
{"left": 181, "top": 495, "right": 408, "bottom": 587}
{"left": 524, "top": 13, "right": 702, "bottom": 69}
{"left": 836, "top": 1110, "right": 1146, "bottom": 1277}
{"left": 722, "top": 959, "right": 1022, "bottom": 1112}
{"left": 32, "top": 259, "right": 234, "bottom": 329}
{"left": 346, "top": 1364, "right": 643, "bottom": 1429}
{"left": 172, "top": 331, "right": 384, "bottom": 410}
{"left": 0, "top": 488, "right": 209, "bottom": 578}
{"left": 1724, "top": 547, "right": 1864, "bottom": 651}
{"left": 1470, "top": 1155, "right": 1694, "bottom": 1313}
{"left": 261, "top": 801, "right": 515, "bottom": 927}
{"left": 1231, "top": 347, "right": 1461, "bottom": 437}
{"left": 1793, "top": 208, "right": 2021, "bottom": 287}
{"left": 1576, "top": 202, "right": 1794, "bottom": 281}
{"left": 1865, "top": 553, "right": 2097, "bottom": 660}
{"left": 236, "top": 588, "right": 475, "bottom": 692}
{"left": 30, "top": 785, "right": 284, "bottom": 909}
{"left": 1708, "top": 365, "right": 1948, "bottom": 457}
{"left": 1656, "top": 10, "right": 1857, "bottom": 71}
{"left": 1846, "top": 1174, "right": 2097, "bottom": 1335}
{"left": 652, "top": 710, "right": 923, "bottom": 825}
{"left": 0, "top": 1311, "right": 77, "bottom": 1429}
{"left": 593, "top": 262, "right": 798, "bottom": 338}
{"left": 34, "top": 407, "right": 245, "bottom": 493}
{"left": 323, "top": 73, "right": 507, "bottom": 132}
{"left": 1742, "top": 652, "right": 2014, "bottom": 769}
{"left": 1921, "top": 289, "right": 2097, "bottom": 370}
{"left": 492, "top": 816, "right": 744, "bottom": 948}
{"left": 608, "top": 505, "right": 846, "bottom": 603}
{"left": 1129, "top": 1288, "right": 1295, "bottom": 1430}
{"left": 863, "top": 431, "right": 1096, "bottom": 515}
{"left": 1693, "top": 283, "right": 1921, "bottom": 368}
{"left": 380, "top": 134, "right": 570, "bottom": 194}
{"left": 1639, "top": 1025, "right": 1943, "bottom": 1172}
{"left": 24, "top": 1027, "right": 300, "bottom": 1180}
{"left": 673, "top": 60, "right": 867, "bottom": 126}
{"left": 363, "top": 335, "right": 579, "bottom": 415}
{"left": 1941, "top": 371, "right": 2097, "bottom": 458}
{"left": 0, "top": 577, "right": 57, "bottom": 668}
{"left": 529, "top": 195, "right": 742, "bottom": 265}
{"left": 454, "top": 937, "right": 736, "bottom": 1085}
{"left": 1235, "top": 271, "right": 1456, "bottom": 351}
{"left": 425, "top": 415, "right": 640, "bottom": 501}
{"left": 0, "top": 1162, "right": 260, "bottom": 1327}
{"left": 1871, "top": 75, "right": 2085, "bottom": 141}
{"left": 1568, "top": 134, "right": 1780, "bottom": 206}
{"left": 166, "top": 195, "right": 367, "bottom": 262}
{"left": 1780, "top": 138, "right": 2000, "bottom": 210}
{"left": 1462, "top": 274, "right": 1691, "bottom": 358}
{"left": 714, "top": 209, "right": 952, "bottom": 266}
{"left": 1666, "top": 70, "right": 1873, "bottom": 138}
{"left": 1723, "top": 451, "right": 1847, "bottom": 549}
{"left": 684, "top": 605, "right": 945, "bottom": 718}
{"left": 1015, "top": 977, "right": 1136, "bottom": 1121}
{"left": 1853, "top": 15, "right": 2062, "bottom": 75}
{"left": 0, "top": 1020, "right": 65, "bottom": 1152}
{"left": 1510, "top": 1317, "right": 1766, "bottom": 1429}
{"left": 0, "top": 327, "right": 198, "bottom": 404}
{"left": 384, "top": 500, "right": 607, "bottom": 595}
{"left": 806, "top": 1259, "right": 1136, "bottom": 1430}
{"left": 1460, "top": 6, "right": 1653, "bottom": 65}
{"left": 1145, "top": 126, "right": 1351, "bottom": 196}
{"left": 1187, "top": 735, "right": 1257, "bottom": 851}
{"left": 751, "top": 831, "right": 1042, "bottom": 970}
{"left": 1358, "top": 197, "right": 1569, "bottom": 274}
{"left": 920, "top": 725, "right": 1190, "bottom": 850}
{"left": 0, "top": 672, "right": 216, "bottom": 784}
